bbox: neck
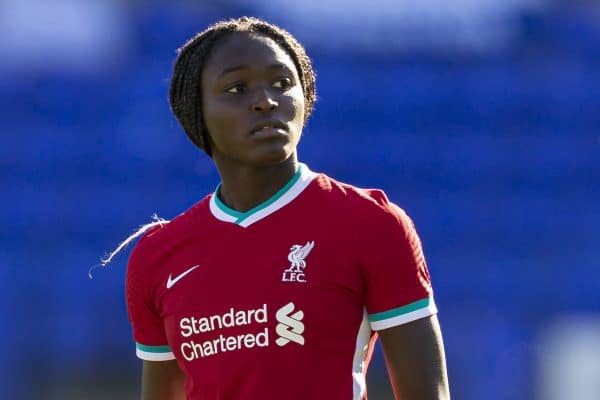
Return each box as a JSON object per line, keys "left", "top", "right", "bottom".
{"left": 215, "top": 156, "right": 299, "bottom": 213}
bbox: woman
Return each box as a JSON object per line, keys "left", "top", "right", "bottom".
{"left": 123, "top": 16, "right": 450, "bottom": 400}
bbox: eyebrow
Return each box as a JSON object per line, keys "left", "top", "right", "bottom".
{"left": 219, "top": 63, "right": 291, "bottom": 77}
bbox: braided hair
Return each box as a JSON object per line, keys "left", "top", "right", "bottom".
{"left": 169, "top": 16, "right": 317, "bottom": 156}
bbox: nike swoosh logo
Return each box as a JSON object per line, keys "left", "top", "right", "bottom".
{"left": 167, "top": 265, "right": 200, "bottom": 289}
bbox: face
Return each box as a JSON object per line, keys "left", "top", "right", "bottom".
{"left": 201, "top": 32, "right": 305, "bottom": 168}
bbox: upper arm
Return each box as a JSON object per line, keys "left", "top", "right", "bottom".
{"left": 378, "top": 315, "right": 450, "bottom": 400}
{"left": 142, "top": 360, "right": 186, "bottom": 400}
{"left": 127, "top": 235, "right": 184, "bottom": 399}
{"left": 126, "top": 238, "right": 176, "bottom": 360}
{"left": 361, "top": 202, "right": 436, "bottom": 327}
{"left": 357, "top": 199, "right": 449, "bottom": 398}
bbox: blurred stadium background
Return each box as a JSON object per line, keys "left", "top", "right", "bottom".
{"left": 1, "top": 0, "right": 598, "bottom": 399}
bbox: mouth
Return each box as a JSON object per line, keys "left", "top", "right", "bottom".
{"left": 250, "top": 119, "right": 289, "bottom": 135}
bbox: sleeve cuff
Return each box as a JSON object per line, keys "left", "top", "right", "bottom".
{"left": 368, "top": 297, "right": 438, "bottom": 331}
{"left": 135, "top": 343, "right": 176, "bottom": 361}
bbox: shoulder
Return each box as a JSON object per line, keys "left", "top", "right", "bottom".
{"left": 128, "top": 195, "right": 211, "bottom": 268}
{"left": 314, "top": 173, "right": 412, "bottom": 225}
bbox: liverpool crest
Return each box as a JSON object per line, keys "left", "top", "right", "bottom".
{"left": 282, "top": 241, "right": 315, "bottom": 283}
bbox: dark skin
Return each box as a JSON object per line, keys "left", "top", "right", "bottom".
{"left": 141, "top": 32, "right": 450, "bottom": 400}
{"left": 201, "top": 32, "right": 305, "bottom": 212}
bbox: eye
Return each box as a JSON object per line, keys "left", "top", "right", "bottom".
{"left": 225, "top": 83, "right": 246, "bottom": 94}
{"left": 272, "top": 78, "right": 293, "bottom": 90}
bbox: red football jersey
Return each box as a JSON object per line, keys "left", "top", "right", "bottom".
{"left": 126, "top": 164, "right": 437, "bottom": 400}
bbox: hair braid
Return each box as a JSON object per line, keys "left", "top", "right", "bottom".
{"left": 168, "top": 17, "right": 317, "bottom": 156}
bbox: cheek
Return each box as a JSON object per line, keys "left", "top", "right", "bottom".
{"left": 202, "top": 101, "right": 241, "bottom": 139}
{"left": 287, "top": 87, "right": 305, "bottom": 125}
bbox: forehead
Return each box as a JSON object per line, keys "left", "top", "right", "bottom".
{"left": 203, "top": 32, "right": 298, "bottom": 78}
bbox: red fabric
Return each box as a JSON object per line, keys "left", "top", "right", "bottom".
{"left": 126, "top": 172, "right": 435, "bottom": 400}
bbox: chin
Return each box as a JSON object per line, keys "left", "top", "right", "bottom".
{"left": 251, "top": 148, "right": 294, "bottom": 166}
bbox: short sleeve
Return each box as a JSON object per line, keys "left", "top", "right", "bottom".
{"left": 125, "top": 235, "right": 175, "bottom": 361}
{"left": 360, "top": 195, "right": 437, "bottom": 331}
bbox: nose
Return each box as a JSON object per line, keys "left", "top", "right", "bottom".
{"left": 251, "top": 88, "right": 278, "bottom": 112}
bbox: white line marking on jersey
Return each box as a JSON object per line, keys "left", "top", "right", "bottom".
{"left": 167, "top": 265, "right": 200, "bottom": 289}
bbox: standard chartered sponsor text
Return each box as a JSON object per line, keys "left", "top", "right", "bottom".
{"left": 180, "top": 304, "right": 268, "bottom": 361}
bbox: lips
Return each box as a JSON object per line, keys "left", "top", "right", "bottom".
{"left": 250, "top": 119, "right": 288, "bottom": 135}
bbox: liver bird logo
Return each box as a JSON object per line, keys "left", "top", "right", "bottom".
{"left": 287, "top": 241, "right": 315, "bottom": 272}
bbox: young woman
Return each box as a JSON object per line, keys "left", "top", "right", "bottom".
{"left": 123, "top": 16, "right": 450, "bottom": 400}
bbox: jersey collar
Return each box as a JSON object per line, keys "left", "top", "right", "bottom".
{"left": 209, "top": 163, "right": 317, "bottom": 228}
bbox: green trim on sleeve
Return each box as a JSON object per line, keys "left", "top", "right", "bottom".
{"left": 136, "top": 343, "right": 172, "bottom": 353}
{"left": 368, "top": 298, "right": 431, "bottom": 322}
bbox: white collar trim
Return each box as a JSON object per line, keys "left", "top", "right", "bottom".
{"left": 209, "top": 163, "right": 317, "bottom": 228}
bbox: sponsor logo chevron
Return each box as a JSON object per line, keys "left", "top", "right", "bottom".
{"left": 179, "top": 302, "right": 304, "bottom": 362}
{"left": 275, "top": 302, "right": 305, "bottom": 346}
